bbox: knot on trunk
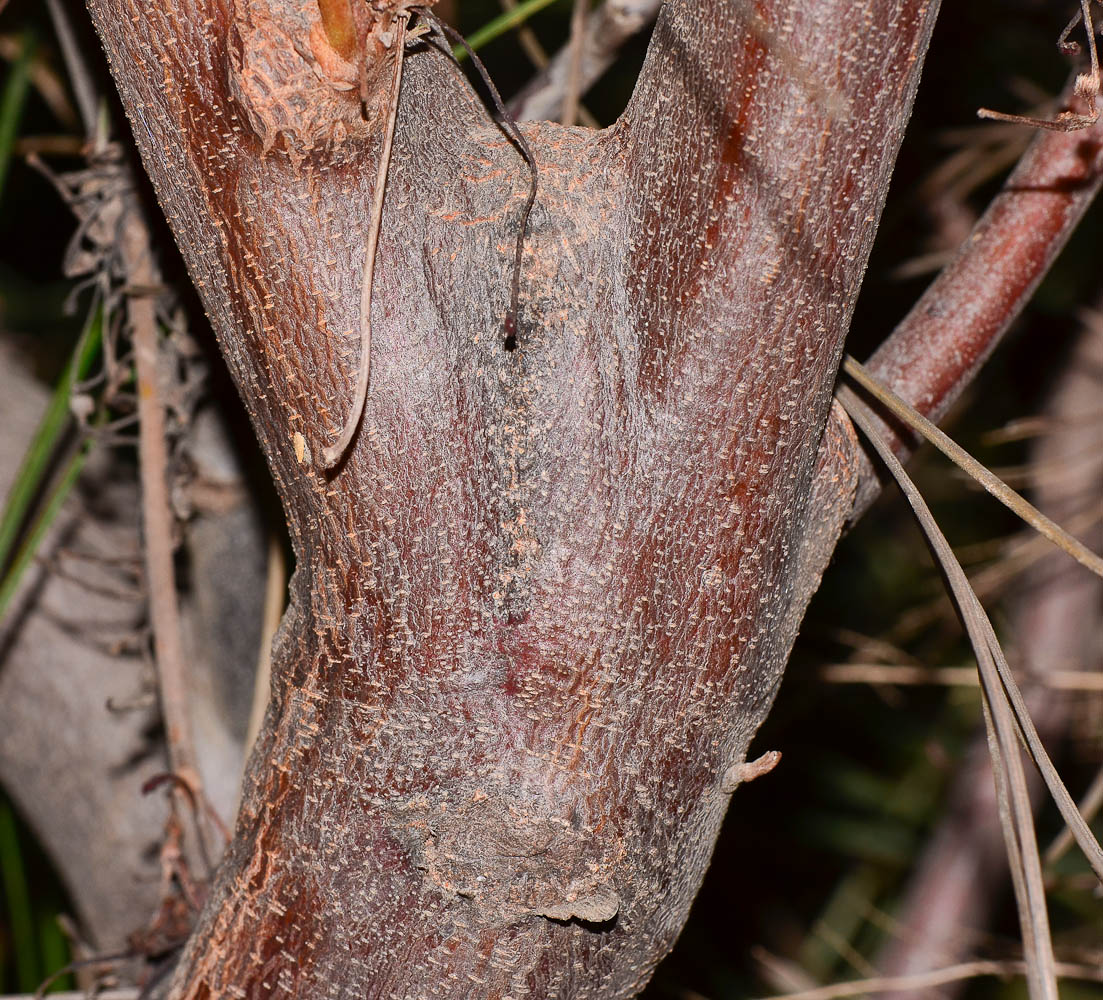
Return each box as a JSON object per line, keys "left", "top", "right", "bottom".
{"left": 227, "top": 0, "right": 381, "bottom": 154}
{"left": 401, "top": 788, "right": 624, "bottom": 927}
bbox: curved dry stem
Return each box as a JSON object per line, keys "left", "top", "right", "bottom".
{"left": 321, "top": 14, "right": 408, "bottom": 469}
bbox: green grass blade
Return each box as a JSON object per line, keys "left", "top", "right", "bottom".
{"left": 0, "top": 311, "right": 103, "bottom": 577}
{"left": 0, "top": 798, "right": 40, "bottom": 992}
{"left": 458, "top": 0, "right": 566, "bottom": 56}
{"left": 0, "top": 433, "right": 95, "bottom": 622}
{"left": 0, "top": 29, "right": 36, "bottom": 206}
{"left": 37, "top": 909, "right": 73, "bottom": 993}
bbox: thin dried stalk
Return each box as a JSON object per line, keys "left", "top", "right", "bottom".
{"left": 561, "top": 0, "right": 588, "bottom": 126}
{"left": 842, "top": 356, "right": 1103, "bottom": 580}
{"left": 321, "top": 12, "right": 408, "bottom": 468}
{"left": 838, "top": 384, "right": 1059, "bottom": 1000}
{"left": 121, "top": 215, "right": 201, "bottom": 798}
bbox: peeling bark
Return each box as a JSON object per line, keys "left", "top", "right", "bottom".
{"left": 84, "top": 0, "right": 938, "bottom": 994}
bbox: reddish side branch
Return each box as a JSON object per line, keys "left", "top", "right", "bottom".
{"left": 850, "top": 86, "right": 1103, "bottom": 516}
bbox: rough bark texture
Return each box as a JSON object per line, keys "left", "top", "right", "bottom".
{"left": 84, "top": 0, "right": 938, "bottom": 995}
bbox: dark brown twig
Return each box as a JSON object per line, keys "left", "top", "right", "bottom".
{"left": 420, "top": 8, "right": 538, "bottom": 350}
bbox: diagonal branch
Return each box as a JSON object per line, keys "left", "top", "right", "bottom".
{"left": 509, "top": 0, "right": 659, "bottom": 121}
{"left": 848, "top": 78, "right": 1103, "bottom": 520}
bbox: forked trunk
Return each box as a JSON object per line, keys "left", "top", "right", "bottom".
{"left": 84, "top": 0, "right": 938, "bottom": 994}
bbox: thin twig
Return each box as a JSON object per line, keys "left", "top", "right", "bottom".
{"left": 494, "top": 0, "right": 601, "bottom": 129}
{"left": 509, "top": 0, "right": 661, "bottom": 121}
{"left": 853, "top": 74, "right": 1103, "bottom": 520}
{"left": 754, "top": 959, "right": 1103, "bottom": 1000}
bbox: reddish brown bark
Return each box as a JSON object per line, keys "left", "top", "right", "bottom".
{"left": 84, "top": 0, "right": 938, "bottom": 995}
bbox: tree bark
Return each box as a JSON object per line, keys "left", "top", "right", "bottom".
{"left": 84, "top": 0, "right": 939, "bottom": 995}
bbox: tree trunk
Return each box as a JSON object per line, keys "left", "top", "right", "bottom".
{"left": 84, "top": 0, "right": 939, "bottom": 994}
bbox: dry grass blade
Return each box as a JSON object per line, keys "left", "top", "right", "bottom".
{"left": 984, "top": 619, "right": 1103, "bottom": 883}
{"left": 45, "top": 0, "right": 99, "bottom": 136}
{"left": 842, "top": 355, "right": 1103, "bottom": 580}
{"left": 822, "top": 663, "right": 1103, "bottom": 690}
{"left": 844, "top": 357, "right": 1103, "bottom": 881}
{"left": 1046, "top": 763, "right": 1103, "bottom": 865}
{"left": 838, "top": 384, "right": 1058, "bottom": 1000}
{"left": 839, "top": 375, "right": 1103, "bottom": 882}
